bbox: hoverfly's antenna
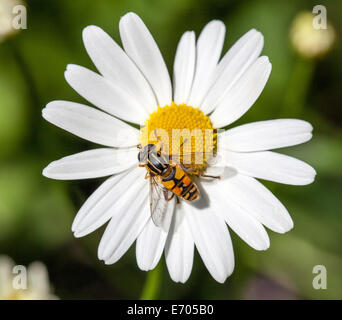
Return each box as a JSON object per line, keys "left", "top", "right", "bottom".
{"left": 179, "top": 138, "right": 188, "bottom": 150}
{"left": 153, "top": 129, "right": 164, "bottom": 153}
{"left": 153, "top": 129, "right": 160, "bottom": 141}
{"left": 168, "top": 138, "right": 189, "bottom": 164}
{"left": 173, "top": 138, "right": 188, "bottom": 155}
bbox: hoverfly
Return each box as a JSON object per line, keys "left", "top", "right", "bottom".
{"left": 138, "top": 133, "right": 218, "bottom": 229}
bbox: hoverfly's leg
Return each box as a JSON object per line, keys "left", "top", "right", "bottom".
{"left": 179, "top": 164, "right": 201, "bottom": 175}
{"left": 163, "top": 189, "right": 175, "bottom": 201}
{"left": 166, "top": 193, "right": 175, "bottom": 201}
{"left": 176, "top": 197, "right": 180, "bottom": 204}
{"left": 145, "top": 172, "right": 150, "bottom": 179}
{"left": 181, "top": 164, "right": 221, "bottom": 179}
{"left": 176, "top": 138, "right": 188, "bottom": 159}
{"left": 200, "top": 173, "right": 221, "bottom": 179}
{"left": 189, "top": 168, "right": 201, "bottom": 174}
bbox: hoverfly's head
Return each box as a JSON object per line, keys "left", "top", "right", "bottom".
{"left": 137, "top": 144, "right": 156, "bottom": 164}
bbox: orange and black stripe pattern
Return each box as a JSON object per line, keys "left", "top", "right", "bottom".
{"left": 161, "top": 166, "right": 200, "bottom": 201}
{"left": 138, "top": 144, "right": 200, "bottom": 202}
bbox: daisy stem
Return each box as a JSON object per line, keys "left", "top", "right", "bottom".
{"left": 281, "top": 56, "right": 315, "bottom": 117}
{"left": 140, "top": 262, "right": 162, "bottom": 300}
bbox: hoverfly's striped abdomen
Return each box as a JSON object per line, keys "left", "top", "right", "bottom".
{"left": 161, "top": 166, "right": 200, "bottom": 201}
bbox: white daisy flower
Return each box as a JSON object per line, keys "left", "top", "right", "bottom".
{"left": 42, "top": 12, "right": 316, "bottom": 283}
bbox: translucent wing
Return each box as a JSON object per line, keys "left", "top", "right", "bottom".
{"left": 149, "top": 177, "right": 174, "bottom": 231}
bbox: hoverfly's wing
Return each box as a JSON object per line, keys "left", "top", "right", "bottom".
{"left": 149, "top": 177, "right": 175, "bottom": 231}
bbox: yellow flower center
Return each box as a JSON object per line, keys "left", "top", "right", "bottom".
{"left": 139, "top": 102, "right": 217, "bottom": 171}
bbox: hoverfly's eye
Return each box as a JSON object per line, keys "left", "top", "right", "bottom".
{"left": 138, "top": 146, "right": 150, "bottom": 163}
{"left": 138, "top": 150, "right": 147, "bottom": 163}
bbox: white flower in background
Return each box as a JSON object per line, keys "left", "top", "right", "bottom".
{"left": 290, "top": 11, "right": 336, "bottom": 59}
{"left": 42, "top": 12, "right": 316, "bottom": 283}
{"left": 0, "top": 255, "right": 58, "bottom": 299}
{"left": 0, "top": 0, "right": 23, "bottom": 42}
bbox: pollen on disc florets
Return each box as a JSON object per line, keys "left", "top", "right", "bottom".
{"left": 139, "top": 102, "right": 217, "bottom": 171}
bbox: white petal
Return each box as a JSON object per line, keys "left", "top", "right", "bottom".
{"left": 221, "top": 204, "right": 269, "bottom": 251}
{"left": 203, "top": 163, "right": 226, "bottom": 177}
{"left": 119, "top": 12, "right": 172, "bottom": 107}
{"left": 42, "top": 101, "right": 139, "bottom": 147}
{"left": 222, "top": 150, "right": 316, "bottom": 185}
{"left": 82, "top": 26, "right": 157, "bottom": 113}
{"left": 220, "top": 119, "right": 313, "bottom": 152}
{"left": 201, "top": 29, "right": 263, "bottom": 114}
{"left": 65, "top": 64, "right": 147, "bottom": 124}
{"left": 187, "top": 20, "right": 226, "bottom": 109}
{"left": 72, "top": 166, "right": 145, "bottom": 237}
{"left": 136, "top": 198, "right": 175, "bottom": 271}
{"left": 210, "top": 56, "right": 272, "bottom": 128}
{"left": 27, "top": 262, "right": 51, "bottom": 294}
{"left": 165, "top": 205, "right": 194, "bottom": 283}
{"left": 98, "top": 186, "right": 150, "bottom": 264}
{"left": 43, "top": 148, "right": 137, "bottom": 180}
{"left": 217, "top": 173, "right": 293, "bottom": 233}
{"left": 185, "top": 202, "right": 234, "bottom": 283}
{"left": 136, "top": 220, "right": 167, "bottom": 271}
{"left": 0, "top": 256, "right": 15, "bottom": 294}
{"left": 173, "top": 31, "right": 196, "bottom": 104}
{"left": 202, "top": 177, "right": 270, "bottom": 250}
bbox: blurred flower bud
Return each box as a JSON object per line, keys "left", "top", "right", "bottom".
{"left": 290, "top": 11, "right": 336, "bottom": 59}
{"left": 0, "top": 0, "right": 24, "bottom": 43}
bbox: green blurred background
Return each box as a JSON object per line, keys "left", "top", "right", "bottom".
{"left": 0, "top": 0, "right": 341, "bottom": 299}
